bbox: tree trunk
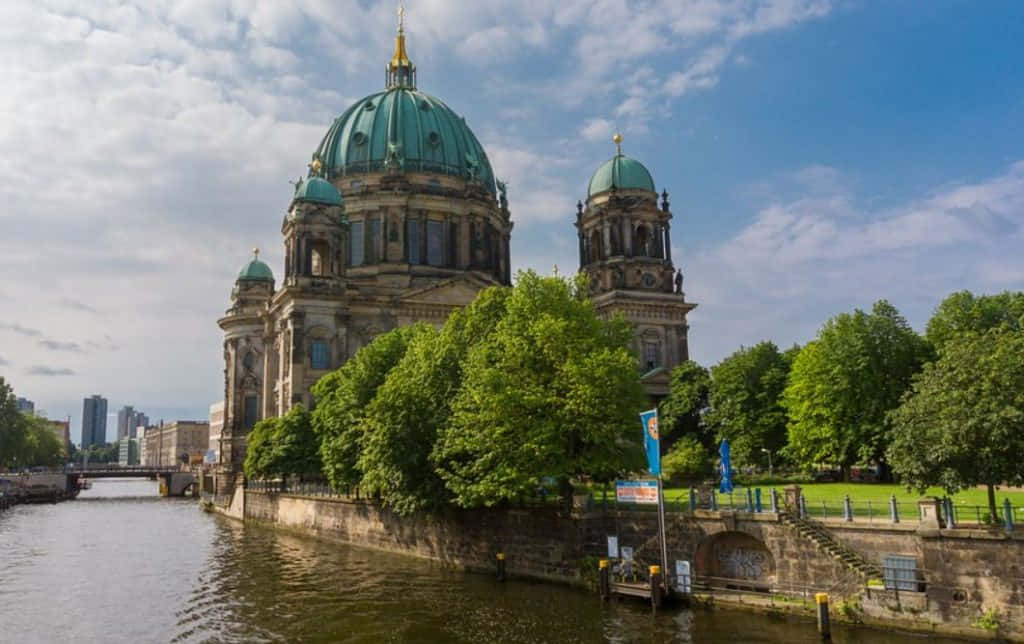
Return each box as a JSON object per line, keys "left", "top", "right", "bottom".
{"left": 842, "top": 464, "right": 851, "bottom": 482}
{"left": 559, "top": 477, "right": 574, "bottom": 515}
{"left": 987, "top": 482, "right": 998, "bottom": 524}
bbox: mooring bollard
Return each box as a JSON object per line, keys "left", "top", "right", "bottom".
{"left": 815, "top": 592, "right": 831, "bottom": 640}
{"left": 1005, "top": 499, "right": 1014, "bottom": 534}
{"left": 770, "top": 488, "right": 779, "bottom": 514}
{"left": 890, "top": 494, "right": 900, "bottom": 523}
{"left": 944, "top": 497, "right": 956, "bottom": 528}
{"left": 746, "top": 488, "right": 754, "bottom": 513}
{"left": 599, "top": 559, "right": 611, "bottom": 600}
{"left": 755, "top": 488, "right": 763, "bottom": 513}
{"left": 710, "top": 490, "right": 718, "bottom": 511}
{"left": 649, "top": 565, "right": 664, "bottom": 609}
{"left": 799, "top": 493, "right": 808, "bottom": 519}
{"left": 689, "top": 487, "right": 697, "bottom": 513}
{"left": 496, "top": 552, "right": 506, "bottom": 582}
{"left": 843, "top": 495, "right": 853, "bottom": 522}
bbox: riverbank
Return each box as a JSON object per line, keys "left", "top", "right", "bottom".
{"left": 210, "top": 486, "right": 1024, "bottom": 642}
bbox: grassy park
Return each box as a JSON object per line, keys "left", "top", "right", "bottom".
{"left": 591, "top": 482, "right": 1024, "bottom": 524}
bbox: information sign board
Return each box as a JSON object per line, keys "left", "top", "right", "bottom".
{"left": 615, "top": 480, "right": 659, "bottom": 504}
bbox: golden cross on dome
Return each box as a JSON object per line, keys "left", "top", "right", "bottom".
{"left": 398, "top": 2, "right": 406, "bottom": 33}
{"left": 613, "top": 132, "right": 623, "bottom": 156}
{"left": 253, "top": 247, "right": 260, "bottom": 259}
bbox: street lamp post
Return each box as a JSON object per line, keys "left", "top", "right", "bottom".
{"left": 761, "top": 448, "right": 773, "bottom": 477}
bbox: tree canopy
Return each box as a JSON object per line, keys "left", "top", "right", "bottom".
{"left": 0, "top": 377, "right": 66, "bottom": 468}
{"left": 784, "top": 300, "right": 931, "bottom": 478}
{"left": 925, "top": 290, "right": 1024, "bottom": 351}
{"left": 311, "top": 324, "right": 429, "bottom": 491}
{"left": 243, "top": 405, "right": 321, "bottom": 480}
{"left": 432, "top": 272, "right": 646, "bottom": 509}
{"left": 888, "top": 329, "right": 1024, "bottom": 519}
{"left": 659, "top": 361, "right": 712, "bottom": 450}
{"left": 707, "top": 341, "right": 792, "bottom": 469}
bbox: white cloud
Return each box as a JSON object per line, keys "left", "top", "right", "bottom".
{"left": 684, "top": 162, "right": 1024, "bottom": 363}
{"left": 580, "top": 117, "right": 615, "bottom": 142}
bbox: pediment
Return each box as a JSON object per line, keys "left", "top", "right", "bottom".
{"left": 399, "top": 274, "right": 495, "bottom": 306}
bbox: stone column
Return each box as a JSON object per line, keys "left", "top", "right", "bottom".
{"left": 664, "top": 222, "right": 673, "bottom": 264}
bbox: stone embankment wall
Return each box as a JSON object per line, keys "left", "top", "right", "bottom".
{"left": 231, "top": 490, "right": 1024, "bottom": 640}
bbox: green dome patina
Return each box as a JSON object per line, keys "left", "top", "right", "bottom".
{"left": 588, "top": 154, "right": 656, "bottom": 197}
{"left": 311, "top": 87, "right": 497, "bottom": 197}
{"left": 293, "top": 176, "right": 342, "bottom": 206}
{"left": 238, "top": 253, "right": 274, "bottom": 282}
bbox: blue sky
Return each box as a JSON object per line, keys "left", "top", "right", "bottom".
{"left": 2, "top": 1, "right": 1023, "bottom": 442}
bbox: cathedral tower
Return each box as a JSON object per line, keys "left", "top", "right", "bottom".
{"left": 576, "top": 134, "right": 696, "bottom": 398}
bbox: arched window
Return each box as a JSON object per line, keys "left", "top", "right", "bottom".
{"left": 349, "top": 221, "right": 365, "bottom": 266}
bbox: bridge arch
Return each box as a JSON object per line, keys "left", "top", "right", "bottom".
{"left": 694, "top": 531, "right": 775, "bottom": 588}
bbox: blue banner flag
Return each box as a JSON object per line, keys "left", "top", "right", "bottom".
{"left": 640, "top": 409, "right": 660, "bottom": 475}
{"left": 719, "top": 439, "right": 733, "bottom": 493}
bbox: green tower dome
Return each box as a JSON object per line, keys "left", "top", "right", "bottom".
{"left": 588, "top": 154, "right": 657, "bottom": 197}
{"left": 309, "top": 25, "right": 497, "bottom": 197}
{"left": 237, "top": 250, "right": 274, "bottom": 282}
{"left": 293, "top": 176, "right": 342, "bottom": 206}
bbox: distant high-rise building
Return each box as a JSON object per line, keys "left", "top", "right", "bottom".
{"left": 81, "top": 395, "right": 108, "bottom": 448}
{"left": 116, "top": 406, "right": 149, "bottom": 440}
{"left": 16, "top": 397, "right": 34, "bottom": 414}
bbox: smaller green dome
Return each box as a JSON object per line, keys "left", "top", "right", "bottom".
{"left": 293, "top": 176, "right": 342, "bottom": 206}
{"left": 238, "top": 255, "right": 274, "bottom": 282}
{"left": 588, "top": 154, "right": 656, "bottom": 197}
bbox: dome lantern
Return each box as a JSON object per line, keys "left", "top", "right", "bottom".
{"left": 387, "top": 2, "right": 416, "bottom": 90}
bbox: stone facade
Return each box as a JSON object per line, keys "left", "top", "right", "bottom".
{"left": 144, "top": 421, "right": 209, "bottom": 467}
{"left": 576, "top": 170, "right": 696, "bottom": 399}
{"left": 229, "top": 490, "right": 1024, "bottom": 640}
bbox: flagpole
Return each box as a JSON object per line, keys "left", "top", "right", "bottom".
{"left": 657, "top": 473, "right": 669, "bottom": 593}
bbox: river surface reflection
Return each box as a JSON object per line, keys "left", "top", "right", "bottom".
{"left": 0, "top": 479, "right": 963, "bottom": 643}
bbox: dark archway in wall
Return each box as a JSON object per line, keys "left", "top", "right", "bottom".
{"left": 694, "top": 531, "right": 775, "bottom": 589}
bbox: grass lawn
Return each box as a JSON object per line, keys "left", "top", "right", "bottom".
{"left": 634, "top": 483, "right": 1024, "bottom": 522}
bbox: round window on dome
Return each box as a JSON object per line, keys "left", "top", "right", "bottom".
{"left": 427, "top": 131, "right": 441, "bottom": 147}
{"left": 363, "top": 100, "right": 375, "bottom": 110}
{"left": 352, "top": 132, "right": 368, "bottom": 146}
{"left": 419, "top": 100, "right": 430, "bottom": 111}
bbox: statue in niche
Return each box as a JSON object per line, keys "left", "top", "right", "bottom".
{"left": 674, "top": 269, "right": 684, "bottom": 294}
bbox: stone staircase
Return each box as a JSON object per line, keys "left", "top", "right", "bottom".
{"left": 780, "top": 512, "right": 882, "bottom": 581}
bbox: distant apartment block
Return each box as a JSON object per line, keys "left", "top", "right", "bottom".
{"left": 116, "top": 406, "right": 150, "bottom": 440}
{"left": 81, "top": 395, "right": 108, "bottom": 448}
{"left": 16, "top": 397, "right": 34, "bottom": 414}
{"left": 118, "top": 437, "right": 139, "bottom": 466}
{"left": 144, "top": 421, "right": 209, "bottom": 467}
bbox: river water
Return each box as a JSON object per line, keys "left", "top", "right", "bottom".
{"left": 0, "top": 479, "right": 963, "bottom": 644}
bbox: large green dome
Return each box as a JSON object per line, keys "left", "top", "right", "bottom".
{"left": 588, "top": 154, "right": 656, "bottom": 197}
{"left": 312, "top": 87, "right": 497, "bottom": 197}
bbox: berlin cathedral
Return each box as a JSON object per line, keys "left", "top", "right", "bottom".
{"left": 216, "top": 15, "right": 696, "bottom": 482}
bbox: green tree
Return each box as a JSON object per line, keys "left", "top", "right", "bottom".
{"left": 432, "top": 271, "right": 646, "bottom": 510}
{"left": 887, "top": 329, "right": 1024, "bottom": 520}
{"left": 243, "top": 405, "right": 320, "bottom": 480}
{"left": 358, "top": 286, "right": 511, "bottom": 515}
{"left": 706, "top": 342, "right": 791, "bottom": 469}
{"left": 24, "top": 415, "right": 64, "bottom": 466}
{"left": 661, "top": 435, "right": 712, "bottom": 485}
{"left": 312, "top": 324, "right": 429, "bottom": 491}
{"left": 925, "top": 290, "right": 1024, "bottom": 351}
{"left": 659, "top": 361, "right": 712, "bottom": 451}
{"left": 0, "top": 377, "right": 30, "bottom": 468}
{"left": 784, "top": 300, "right": 931, "bottom": 479}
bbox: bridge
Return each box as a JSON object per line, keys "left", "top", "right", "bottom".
{"left": 2, "top": 465, "right": 199, "bottom": 498}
